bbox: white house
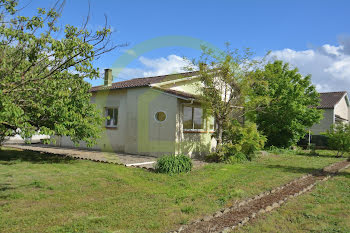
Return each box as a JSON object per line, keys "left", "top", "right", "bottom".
{"left": 53, "top": 69, "right": 216, "bottom": 157}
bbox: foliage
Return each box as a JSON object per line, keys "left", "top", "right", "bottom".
{"left": 188, "top": 43, "right": 269, "bottom": 150}
{"left": 206, "top": 120, "right": 266, "bottom": 163}
{"left": 0, "top": 0, "right": 124, "bottom": 146}
{"left": 266, "top": 146, "right": 303, "bottom": 155}
{"left": 250, "top": 60, "right": 322, "bottom": 148}
{"left": 307, "top": 143, "right": 318, "bottom": 156}
{"left": 0, "top": 148, "right": 342, "bottom": 232}
{"left": 155, "top": 154, "right": 193, "bottom": 174}
{"left": 324, "top": 123, "right": 350, "bottom": 157}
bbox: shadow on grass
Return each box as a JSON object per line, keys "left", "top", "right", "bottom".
{"left": 266, "top": 164, "right": 321, "bottom": 175}
{"left": 266, "top": 164, "right": 350, "bottom": 179}
{"left": 0, "top": 148, "right": 75, "bottom": 164}
{"left": 294, "top": 151, "right": 342, "bottom": 158}
{"left": 0, "top": 183, "right": 15, "bottom": 192}
{"left": 335, "top": 171, "right": 350, "bottom": 179}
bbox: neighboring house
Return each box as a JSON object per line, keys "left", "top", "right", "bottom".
{"left": 308, "top": 91, "right": 350, "bottom": 145}
{"left": 54, "top": 69, "right": 216, "bottom": 157}
{"left": 5, "top": 134, "right": 50, "bottom": 144}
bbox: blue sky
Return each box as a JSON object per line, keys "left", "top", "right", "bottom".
{"left": 20, "top": 0, "right": 350, "bottom": 92}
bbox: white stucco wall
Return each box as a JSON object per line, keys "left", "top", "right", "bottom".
{"left": 56, "top": 89, "right": 128, "bottom": 152}
{"left": 5, "top": 134, "right": 50, "bottom": 144}
{"left": 334, "top": 95, "right": 349, "bottom": 120}
{"left": 125, "top": 87, "right": 178, "bottom": 156}
{"left": 55, "top": 87, "right": 182, "bottom": 156}
{"left": 310, "top": 109, "right": 334, "bottom": 135}
{"left": 53, "top": 78, "right": 214, "bottom": 157}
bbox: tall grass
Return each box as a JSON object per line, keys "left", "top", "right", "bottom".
{"left": 154, "top": 154, "right": 192, "bottom": 174}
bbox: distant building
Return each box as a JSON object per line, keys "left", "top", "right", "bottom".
{"left": 308, "top": 91, "right": 349, "bottom": 145}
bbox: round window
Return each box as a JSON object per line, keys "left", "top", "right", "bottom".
{"left": 155, "top": 111, "right": 167, "bottom": 122}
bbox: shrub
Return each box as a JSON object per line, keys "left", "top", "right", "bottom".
{"left": 225, "top": 152, "right": 247, "bottom": 164}
{"left": 267, "top": 146, "right": 303, "bottom": 155}
{"left": 324, "top": 123, "right": 350, "bottom": 157}
{"left": 307, "top": 143, "right": 318, "bottom": 155}
{"left": 223, "top": 120, "right": 266, "bottom": 158}
{"left": 155, "top": 154, "right": 192, "bottom": 174}
{"left": 207, "top": 120, "right": 266, "bottom": 164}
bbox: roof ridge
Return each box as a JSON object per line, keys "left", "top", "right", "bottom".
{"left": 93, "top": 70, "right": 198, "bottom": 88}
{"left": 90, "top": 70, "right": 199, "bottom": 92}
{"left": 319, "top": 91, "right": 347, "bottom": 94}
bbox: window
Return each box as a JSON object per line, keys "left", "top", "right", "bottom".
{"left": 105, "top": 108, "right": 118, "bottom": 127}
{"left": 183, "top": 106, "right": 204, "bottom": 130}
{"left": 209, "top": 118, "right": 215, "bottom": 131}
{"left": 155, "top": 111, "right": 167, "bottom": 122}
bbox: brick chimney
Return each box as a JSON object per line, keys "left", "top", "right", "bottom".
{"left": 104, "top": 68, "right": 113, "bottom": 86}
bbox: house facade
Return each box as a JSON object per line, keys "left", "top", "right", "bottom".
{"left": 309, "top": 91, "right": 349, "bottom": 141}
{"left": 53, "top": 69, "right": 216, "bottom": 157}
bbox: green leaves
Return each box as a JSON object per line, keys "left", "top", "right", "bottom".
{"left": 0, "top": 0, "right": 119, "bottom": 146}
{"left": 253, "top": 60, "right": 322, "bottom": 148}
{"left": 325, "top": 124, "right": 350, "bottom": 157}
{"left": 155, "top": 154, "right": 193, "bottom": 174}
{"left": 192, "top": 44, "right": 265, "bottom": 148}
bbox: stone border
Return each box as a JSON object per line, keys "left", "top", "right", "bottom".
{"left": 170, "top": 160, "right": 350, "bottom": 233}
{"left": 169, "top": 174, "right": 312, "bottom": 233}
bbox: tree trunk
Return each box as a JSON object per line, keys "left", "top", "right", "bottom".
{"left": 216, "top": 122, "right": 223, "bottom": 152}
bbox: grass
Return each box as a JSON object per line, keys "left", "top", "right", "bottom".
{"left": 0, "top": 147, "right": 347, "bottom": 233}
{"left": 237, "top": 167, "right": 350, "bottom": 233}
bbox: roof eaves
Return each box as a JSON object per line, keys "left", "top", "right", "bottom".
{"left": 333, "top": 92, "right": 347, "bottom": 108}
{"left": 151, "top": 87, "right": 197, "bottom": 101}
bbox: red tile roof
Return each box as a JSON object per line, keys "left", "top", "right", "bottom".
{"left": 318, "top": 91, "right": 347, "bottom": 109}
{"left": 90, "top": 71, "right": 198, "bottom": 92}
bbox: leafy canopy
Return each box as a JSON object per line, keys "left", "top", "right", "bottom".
{"left": 0, "top": 0, "right": 124, "bottom": 145}
{"left": 191, "top": 43, "right": 268, "bottom": 148}
{"left": 252, "top": 60, "right": 322, "bottom": 148}
{"left": 325, "top": 123, "right": 350, "bottom": 157}
{"left": 206, "top": 120, "right": 266, "bottom": 164}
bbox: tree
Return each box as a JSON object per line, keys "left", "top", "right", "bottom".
{"left": 0, "top": 0, "right": 124, "bottom": 146}
{"left": 191, "top": 44, "right": 268, "bottom": 150}
{"left": 251, "top": 60, "right": 322, "bottom": 148}
{"left": 325, "top": 123, "right": 350, "bottom": 157}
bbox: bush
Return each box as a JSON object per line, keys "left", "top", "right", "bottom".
{"left": 155, "top": 154, "right": 193, "bottom": 174}
{"left": 324, "top": 123, "right": 350, "bottom": 157}
{"left": 267, "top": 145, "right": 303, "bottom": 155}
{"left": 207, "top": 120, "right": 266, "bottom": 164}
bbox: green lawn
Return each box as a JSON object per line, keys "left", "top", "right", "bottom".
{"left": 237, "top": 167, "right": 350, "bottom": 233}
{"left": 0, "top": 148, "right": 346, "bottom": 233}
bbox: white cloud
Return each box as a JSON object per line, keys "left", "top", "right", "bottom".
{"left": 268, "top": 36, "right": 350, "bottom": 93}
{"left": 111, "top": 37, "right": 350, "bottom": 94}
{"left": 115, "top": 55, "right": 194, "bottom": 80}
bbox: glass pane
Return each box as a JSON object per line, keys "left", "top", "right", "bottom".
{"left": 113, "top": 108, "right": 118, "bottom": 126}
{"left": 155, "top": 112, "right": 166, "bottom": 122}
{"left": 193, "top": 107, "right": 203, "bottom": 129}
{"left": 209, "top": 117, "right": 215, "bottom": 130}
{"left": 106, "top": 109, "right": 113, "bottom": 126}
{"left": 183, "top": 106, "right": 193, "bottom": 129}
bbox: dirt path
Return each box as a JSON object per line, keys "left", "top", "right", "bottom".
{"left": 174, "top": 160, "right": 350, "bottom": 233}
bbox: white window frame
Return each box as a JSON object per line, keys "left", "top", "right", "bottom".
{"left": 105, "top": 107, "right": 118, "bottom": 127}
{"left": 183, "top": 106, "right": 204, "bottom": 131}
